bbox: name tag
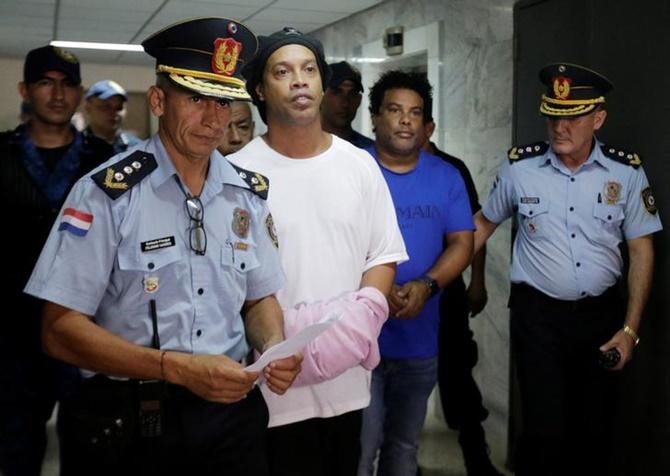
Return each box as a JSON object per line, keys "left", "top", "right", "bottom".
{"left": 520, "top": 197, "right": 540, "bottom": 204}
{"left": 141, "top": 236, "right": 176, "bottom": 252}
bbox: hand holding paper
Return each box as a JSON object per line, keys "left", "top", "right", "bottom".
{"left": 244, "top": 313, "right": 341, "bottom": 373}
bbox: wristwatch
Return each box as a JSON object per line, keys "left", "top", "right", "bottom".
{"left": 416, "top": 275, "right": 439, "bottom": 297}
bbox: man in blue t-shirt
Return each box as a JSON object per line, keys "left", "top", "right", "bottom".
{"left": 357, "top": 70, "right": 474, "bottom": 476}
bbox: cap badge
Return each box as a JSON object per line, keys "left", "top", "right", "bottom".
{"left": 552, "top": 76, "right": 571, "bottom": 99}
{"left": 212, "top": 37, "right": 243, "bottom": 76}
{"left": 53, "top": 47, "right": 79, "bottom": 64}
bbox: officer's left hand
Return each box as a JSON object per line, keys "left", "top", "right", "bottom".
{"left": 264, "top": 353, "right": 303, "bottom": 395}
{"left": 599, "top": 329, "right": 636, "bottom": 371}
{"left": 394, "top": 281, "right": 430, "bottom": 319}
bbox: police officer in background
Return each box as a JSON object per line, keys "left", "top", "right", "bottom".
{"left": 83, "top": 79, "right": 141, "bottom": 157}
{"left": 0, "top": 45, "right": 109, "bottom": 476}
{"left": 474, "top": 63, "right": 662, "bottom": 475}
{"left": 24, "top": 18, "right": 301, "bottom": 476}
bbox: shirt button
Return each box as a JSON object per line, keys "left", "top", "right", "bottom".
{"left": 581, "top": 291, "right": 586, "bottom": 297}
{"left": 148, "top": 262, "right": 155, "bottom": 270}
{"left": 196, "top": 329, "right": 202, "bottom": 337}
{"left": 576, "top": 262, "right": 581, "bottom": 267}
{"left": 571, "top": 233, "right": 576, "bottom": 238}
{"left": 569, "top": 206, "right": 574, "bottom": 212}
{"left": 607, "top": 215, "right": 612, "bottom": 220}
{"left": 240, "top": 262, "right": 246, "bottom": 270}
{"left": 570, "top": 177, "right": 575, "bottom": 182}
{"left": 197, "top": 288, "right": 204, "bottom": 295}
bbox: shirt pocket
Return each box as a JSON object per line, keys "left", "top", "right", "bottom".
{"left": 115, "top": 245, "right": 186, "bottom": 309}
{"left": 220, "top": 241, "right": 261, "bottom": 273}
{"left": 592, "top": 203, "right": 624, "bottom": 245}
{"left": 517, "top": 200, "right": 550, "bottom": 240}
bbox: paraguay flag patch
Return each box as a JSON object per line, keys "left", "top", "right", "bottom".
{"left": 58, "top": 208, "right": 93, "bottom": 236}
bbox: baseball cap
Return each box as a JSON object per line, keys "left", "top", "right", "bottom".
{"left": 328, "top": 61, "right": 363, "bottom": 92}
{"left": 23, "top": 45, "right": 81, "bottom": 85}
{"left": 86, "top": 80, "right": 128, "bottom": 101}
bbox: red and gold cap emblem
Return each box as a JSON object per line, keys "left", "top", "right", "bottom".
{"left": 212, "top": 37, "right": 242, "bottom": 77}
{"left": 552, "top": 76, "right": 572, "bottom": 100}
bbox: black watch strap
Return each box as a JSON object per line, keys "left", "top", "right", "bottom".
{"left": 417, "top": 275, "right": 439, "bottom": 297}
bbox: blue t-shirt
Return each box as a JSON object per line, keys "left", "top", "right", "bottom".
{"left": 367, "top": 147, "right": 474, "bottom": 358}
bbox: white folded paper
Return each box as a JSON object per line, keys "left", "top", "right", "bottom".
{"left": 244, "top": 312, "right": 341, "bottom": 373}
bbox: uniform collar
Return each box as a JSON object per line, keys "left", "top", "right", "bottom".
{"left": 148, "top": 134, "right": 250, "bottom": 196}
{"left": 543, "top": 137, "right": 608, "bottom": 172}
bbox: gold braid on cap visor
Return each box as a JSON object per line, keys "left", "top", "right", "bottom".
{"left": 157, "top": 65, "right": 250, "bottom": 101}
{"left": 540, "top": 94, "right": 606, "bottom": 116}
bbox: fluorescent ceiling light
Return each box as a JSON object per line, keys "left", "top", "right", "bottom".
{"left": 50, "top": 40, "right": 144, "bottom": 52}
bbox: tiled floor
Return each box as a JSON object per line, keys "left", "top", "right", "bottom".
{"left": 41, "top": 393, "right": 512, "bottom": 476}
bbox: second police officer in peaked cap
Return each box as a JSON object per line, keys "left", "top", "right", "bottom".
{"left": 472, "top": 62, "right": 662, "bottom": 475}
{"left": 25, "top": 17, "right": 302, "bottom": 475}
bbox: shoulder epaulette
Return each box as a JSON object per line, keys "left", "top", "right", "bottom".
{"left": 600, "top": 144, "right": 642, "bottom": 169}
{"left": 92, "top": 150, "right": 157, "bottom": 200}
{"left": 508, "top": 141, "right": 549, "bottom": 163}
{"left": 229, "top": 162, "right": 269, "bottom": 200}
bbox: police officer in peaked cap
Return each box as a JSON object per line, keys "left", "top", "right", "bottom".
{"left": 25, "top": 17, "right": 301, "bottom": 476}
{"left": 473, "top": 62, "right": 662, "bottom": 475}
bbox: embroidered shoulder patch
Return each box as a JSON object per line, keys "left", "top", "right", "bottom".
{"left": 508, "top": 141, "right": 549, "bottom": 163}
{"left": 229, "top": 162, "right": 269, "bottom": 200}
{"left": 600, "top": 144, "right": 642, "bottom": 169}
{"left": 641, "top": 187, "right": 658, "bottom": 215}
{"left": 92, "top": 151, "right": 157, "bottom": 200}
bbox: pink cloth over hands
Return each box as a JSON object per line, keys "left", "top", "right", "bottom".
{"left": 283, "top": 287, "right": 389, "bottom": 386}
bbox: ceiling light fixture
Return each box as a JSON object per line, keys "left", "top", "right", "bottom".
{"left": 50, "top": 40, "right": 144, "bottom": 52}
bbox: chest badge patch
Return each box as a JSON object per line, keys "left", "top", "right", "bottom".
{"left": 604, "top": 181, "right": 622, "bottom": 205}
{"left": 641, "top": 187, "right": 658, "bottom": 215}
{"left": 143, "top": 276, "right": 159, "bottom": 294}
{"left": 232, "top": 207, "right": 250, "bottom": 238}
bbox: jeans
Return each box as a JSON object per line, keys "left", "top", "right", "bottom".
{"left": 358, "top": 356, "right": 438, "bottom": 476}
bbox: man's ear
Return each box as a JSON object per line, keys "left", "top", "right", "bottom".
{"left": 255, "top": 83, "right": 265, "bottom": 102}
{"left": 18, "top": 82, "right": 28, "bottom": 102}
{"left": 148, "top": 85, "right": 166, "bottom": 117}
{"left": 593, "top": 108, "right": 607, "bottom": 131}
{"left": 425, "top": 120, "right": 436, "bottom": 141}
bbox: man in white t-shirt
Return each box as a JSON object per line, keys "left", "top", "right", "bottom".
{"left": 228, "top": 27, "right": 407, "bottom": 476}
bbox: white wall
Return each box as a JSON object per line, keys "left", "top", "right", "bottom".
{"left": 0, "top": 57, "right": 154, "bottom": 131}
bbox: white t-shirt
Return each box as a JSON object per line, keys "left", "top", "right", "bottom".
{"left": 229, "top": 134, "right": 407, "bottom": 427}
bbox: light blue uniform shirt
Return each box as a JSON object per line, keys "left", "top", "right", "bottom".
{"left": 483, "top": 139, "right": 662, "bottom": 300}
{"left": 25, "top": 135, "right": 284, "bottom": 367}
